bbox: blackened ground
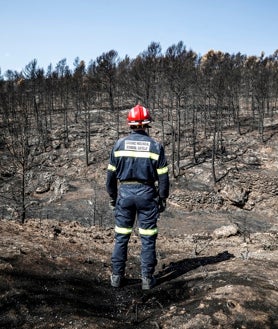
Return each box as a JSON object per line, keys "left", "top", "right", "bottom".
{"left": 0, "top": 218, "right": 277, "bottom": 329}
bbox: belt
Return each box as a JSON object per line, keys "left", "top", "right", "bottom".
{"left": 120, "top": 180, "right": 155, "bottom": 186}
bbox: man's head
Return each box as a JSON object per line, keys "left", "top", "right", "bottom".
{"left": 127, "top": 104, "right": 152, "bottom": 129}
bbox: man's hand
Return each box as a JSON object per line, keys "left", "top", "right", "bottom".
{"left": 109, "top": 198, "right": 116, "bottom": 211}
{"left": 158, "top": 198, "right": 166, "bottom": 213}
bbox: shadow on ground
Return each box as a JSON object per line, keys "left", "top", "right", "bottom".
{"left": 0, "top": 251, "right": 237, "bottom": 329}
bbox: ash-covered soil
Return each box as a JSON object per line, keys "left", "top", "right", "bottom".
{"left": 1, "top": 117, "right": 278, "bottom": 328}
{"left": 0, "top": 217, "right": 277, "bottom": 329}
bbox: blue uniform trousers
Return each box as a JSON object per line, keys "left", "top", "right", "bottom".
{"left": 111, "top": 183, "right": 159, "bottom": 277}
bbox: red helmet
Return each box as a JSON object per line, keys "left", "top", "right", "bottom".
{"left": 127, "top": 104, "right": 152, "bottom": 126}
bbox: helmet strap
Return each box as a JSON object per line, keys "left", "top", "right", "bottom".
{"left": 130, "top": 125, "right": 146, "bottom": 130}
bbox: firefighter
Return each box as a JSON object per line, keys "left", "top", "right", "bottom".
{"left": 106, "top": 104, "right": 169, "bottom": 290}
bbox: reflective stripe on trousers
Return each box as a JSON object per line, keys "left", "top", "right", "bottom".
{"left": 114, "top": 226, "right": 158, "bottom": 236}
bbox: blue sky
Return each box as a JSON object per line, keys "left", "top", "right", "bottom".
{"left": 1, "top": 0, "right": 277, "bottom": 74}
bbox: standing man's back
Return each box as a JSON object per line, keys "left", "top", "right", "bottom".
{"left": 106, "top": 104, "right": 169, "bottom": 290}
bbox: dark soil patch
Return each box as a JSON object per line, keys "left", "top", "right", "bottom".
{"left": 0, "top": 218, "right": 277, "bottom": 328}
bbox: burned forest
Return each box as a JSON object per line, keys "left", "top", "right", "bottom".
{"left": 1, "top": 44, "right": 278, "bottom": 328}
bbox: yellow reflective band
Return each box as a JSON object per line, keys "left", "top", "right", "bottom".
{"left": 115, "top": 226, "right": 133, "bottom": 234}
{"left": 108, "top": 164, "right": 116, "bottom": 171}
{"left": 114, "top": 150, "right": 159, "bottom": 161}
{"left": 157, "top": 166, "right": 168, "bottom": 175}
{"left": 139, "top": 227, "right": 158, "bottom": 236}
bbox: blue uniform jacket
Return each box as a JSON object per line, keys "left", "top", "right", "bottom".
{"left": 106, "top": 130, "right": 169, "bottom": 200}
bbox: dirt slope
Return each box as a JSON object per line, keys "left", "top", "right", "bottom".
{"left": 0, "top": 218, "right": 277, "bottom": 329}
{"left": 1, "top": 117, "right": 278, "bottom": 328}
